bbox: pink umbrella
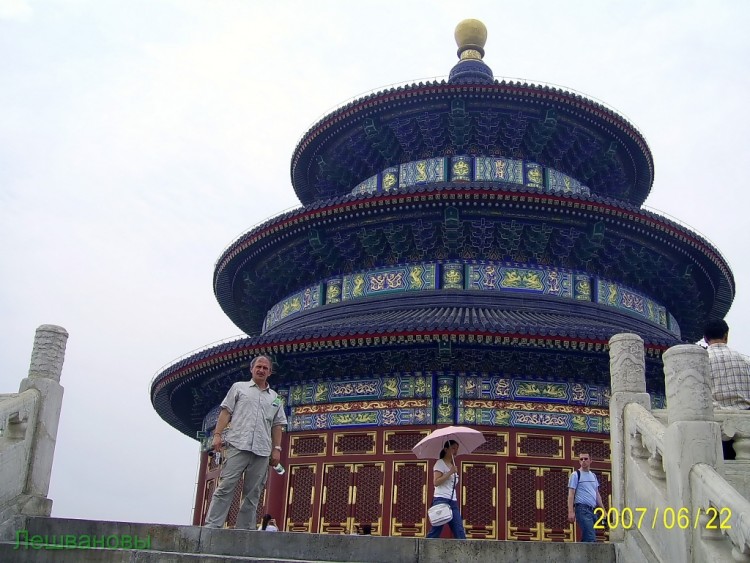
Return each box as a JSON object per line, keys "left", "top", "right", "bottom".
{"left": 411, "top": 426, "right": 486, "bottom": 459}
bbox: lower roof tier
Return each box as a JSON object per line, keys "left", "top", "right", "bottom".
{"left": 151, "top": 311, "right": 674, "bottom": 438}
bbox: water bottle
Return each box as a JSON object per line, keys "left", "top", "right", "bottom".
{"left": 273, "top": 463, "right": 285, "bottom": 475}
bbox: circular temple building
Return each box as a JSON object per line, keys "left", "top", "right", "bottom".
{"left": 151, "top": 20, "right": 734, "bottom": 540}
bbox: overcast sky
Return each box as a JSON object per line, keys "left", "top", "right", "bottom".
{"left": 1, "top": 0, "right": 748, "bottom": 525}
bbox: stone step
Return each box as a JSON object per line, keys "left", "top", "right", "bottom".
{"left": 10, "top": 516, "right": 615, "bottom": 563}
{"left": 0, "top": 543, "right": 329, "bottom": 563}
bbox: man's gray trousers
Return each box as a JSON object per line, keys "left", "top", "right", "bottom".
{"left": 204, "top": 446, "right": 270, "bottom": 529}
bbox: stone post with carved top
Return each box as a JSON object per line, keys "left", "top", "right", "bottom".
{"left": 18, "top": 325, "right": 68, "bottom": 514}
{"left": 609, "top": 333, "right": 651, "bottom": 541}
{"left": 662, "top": 344, "right": 721, "bottom": 563}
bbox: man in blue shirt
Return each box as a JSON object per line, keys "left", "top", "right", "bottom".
{"left": 567, "top": 452, "right": 605, "bottom": 542}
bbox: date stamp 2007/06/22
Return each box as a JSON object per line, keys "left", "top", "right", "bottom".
{"left": 594, "top": 506, "right": 731, "bottom": 531}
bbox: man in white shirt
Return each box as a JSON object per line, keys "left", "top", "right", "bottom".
{"left": 204, "top": 356, "right": 287, "bottom": 529}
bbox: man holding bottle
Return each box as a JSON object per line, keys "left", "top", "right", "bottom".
{"left": 204, "top": 355, "right": 287, "bottom": 529}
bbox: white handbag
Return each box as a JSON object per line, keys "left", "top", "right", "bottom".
{"left": 428, "top": 503, "right": 452, "bottom": 526}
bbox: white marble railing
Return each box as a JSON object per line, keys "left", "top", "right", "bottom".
{"left": 0, "top": 325, "right": 68, "bottom": 540}
{"left": 715, "top": 411, "right": 750, "bottom": 460}
{"left": 610, "top": 333, "right": 750, "bottom": 563}
{"left": 653, "top": 409, "right": 750, "bottom": 464}
{"left": 0, "top": 390, "right": 41, "bottom": 506}
{"left": 691, "top": 463, "right": 750, "bottom": 561}
{"left": 626, "top": 402, "right": 665, "bottom": 464}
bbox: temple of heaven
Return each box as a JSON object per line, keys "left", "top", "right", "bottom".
{"left": 151, "top": 19, "right": 734, "bottom": 540}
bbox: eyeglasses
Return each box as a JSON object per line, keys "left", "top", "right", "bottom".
{"left": 579, "top": 457, "right": 589, "bottom": 461}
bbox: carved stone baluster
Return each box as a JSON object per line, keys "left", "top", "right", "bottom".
{"left": 731, "top": 432, "right": 750, "bottom": 461}
{"left": 631, "top": 431, "right": 649, "bottom": 459}
{"left": 720, "top": 413, "right": 750, "bottom": 462}
{"left": 697, "top": 511, "right": 723, "bottom": 542}
{"left": 648, "top": 452, "right": 666, "bottom": 480}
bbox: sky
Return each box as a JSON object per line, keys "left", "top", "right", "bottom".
{"left": 1, "top": 0, "right": 748, "bottom": 525}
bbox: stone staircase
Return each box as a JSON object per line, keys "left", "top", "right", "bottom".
{"left": 0, "top": 326, "right": 616, "bottom": 563}
{"left": 0, "top": 516, "right": 616, "bottom": 563}
{"left": 5, "top": 328, "right": 750, "bottom": 563}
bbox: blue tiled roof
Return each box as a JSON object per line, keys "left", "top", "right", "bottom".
{"left": 290, "top": 80, "right": 654, "bottom": 207}
{"left": 213, "top": 184, "right": 733, "bottom": 343}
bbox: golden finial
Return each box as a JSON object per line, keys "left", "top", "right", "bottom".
{"left": 454, "top": 19, "right": 487, "bottom": 60}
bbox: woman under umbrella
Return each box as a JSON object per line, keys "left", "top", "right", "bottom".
{"left": 426, "top": 440, "right": 466, "bottom": 539}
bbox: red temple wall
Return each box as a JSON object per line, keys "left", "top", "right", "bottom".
{"left": 194, "top": 425, "right": 610, "bottom": 541}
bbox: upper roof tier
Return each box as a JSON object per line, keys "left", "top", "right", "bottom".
{"left": 291, "top": 19, "right": 654, "bottom": 208}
